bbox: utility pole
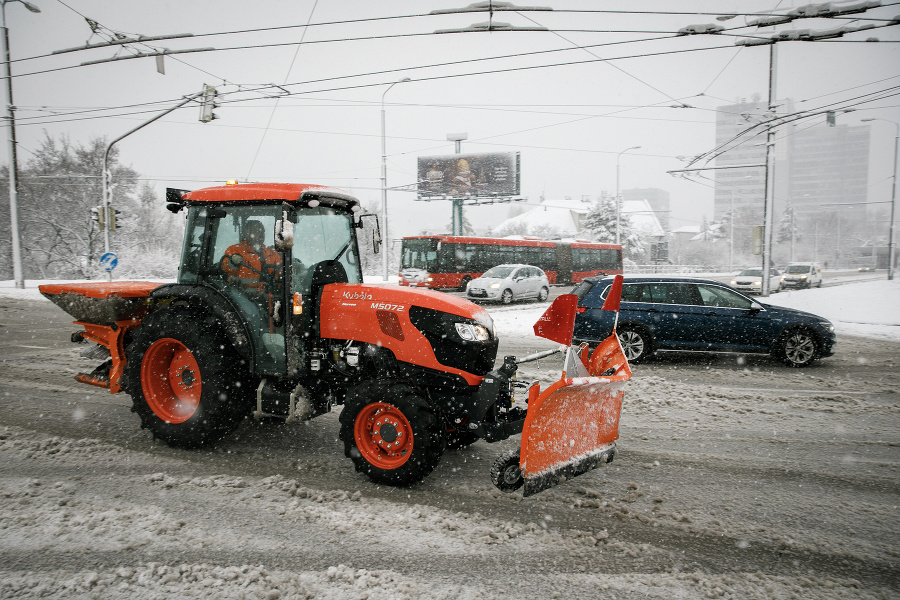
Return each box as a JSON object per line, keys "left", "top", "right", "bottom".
{"left": 760, "top": 43, "right": 777, "bottom": 297}
{"left": 2, "top": 0, "right": 40, "bottom": 289}
{"left": 380, "top": 77, "right": 410, "bottom": 282}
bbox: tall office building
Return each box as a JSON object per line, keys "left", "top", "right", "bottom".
{"left": 713, "top": 99, "right": 871, "bottom": 222}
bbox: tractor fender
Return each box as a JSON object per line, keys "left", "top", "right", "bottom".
{"left": 148, "top": 283, "right": 253, "bottom": 363}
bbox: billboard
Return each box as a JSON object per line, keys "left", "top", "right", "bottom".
{"left": 417, "top": 152, "right": 520, "bottom": 198}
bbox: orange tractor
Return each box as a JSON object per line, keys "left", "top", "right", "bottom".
{"left": 41, "top": 183, "right": 630, "bottom": 496}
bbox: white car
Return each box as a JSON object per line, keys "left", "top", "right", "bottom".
{"left": 782, "top": 263, "right": 822, "bottom": 289}
{"left": 731, "top": 268, "right": 783, "bottom": 294}
{"left": 466, "top": 264, "right": 550, "bottom": 304}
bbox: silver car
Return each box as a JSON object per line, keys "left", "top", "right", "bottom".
{"left": 731, "top": 267, "right": 783, "bottom": 294}
{"left": 466, "top": 264, "right": 550, "bottom": 304}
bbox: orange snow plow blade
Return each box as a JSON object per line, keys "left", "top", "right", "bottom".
{"left": 519, "top": 333, "right": 630, "bottom": 496}
{"left": 512, "top": 275, "right": 630, "bottom": 496}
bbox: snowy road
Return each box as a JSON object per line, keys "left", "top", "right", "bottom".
{"left": 0, "top": 289, "right": 898, "bottom": 599}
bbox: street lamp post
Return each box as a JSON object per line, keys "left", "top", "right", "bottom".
{"left": 380, "top": 77, "right": 410, "bottom": 283}
{"left": 1, "top": 0, "right": 40, "bottom": 289}
{"left": 862, "top": 118, "right": 898, "bottom": 280}
{"left": 615, "top": 146, "right": 640, "bottom": 245}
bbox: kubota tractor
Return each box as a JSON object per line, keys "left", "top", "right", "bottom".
{"left": 41, "top": 182, "right": 630, "bottom": 496}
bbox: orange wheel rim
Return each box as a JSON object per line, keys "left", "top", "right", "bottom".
{"left": 141, "top": 338, "right": 202, "bottom": 424}
{"left": 353, "top": 402, "right": 413, "bottom": 469}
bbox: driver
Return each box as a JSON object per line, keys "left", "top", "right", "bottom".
{"left": 221, "top": 220, "right": 282, "bottom": 293}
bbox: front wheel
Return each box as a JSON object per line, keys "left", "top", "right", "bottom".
{"left": 500, "top": 289, "right": 513, "bottom": 305}
{"left": 537, "top": 286, "right": 549, "bottom": 302}
{"left": 617, "top": 326, "right": 651, "bottom": 363}
{"left": 491, "top": 449, "right": 523, "bottom": 493}
{"left": 779, "top": 329, "right": 818, "bottom": 368}
{"left": 124, "top": 308, "right": 254, "bottom": 448}
{"left": 339, "top": 380, "right": 443, "bottom": 486}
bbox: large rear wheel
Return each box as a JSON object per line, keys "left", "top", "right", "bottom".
{"left": 124, "top": 308, "right": 254, "bottom": 448}
{"left": 339, "top": 380, "right": 443, "bottom": 486}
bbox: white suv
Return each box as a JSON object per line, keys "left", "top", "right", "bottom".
{"left": 783, "top": 263, "right": 822, "bottom": 289}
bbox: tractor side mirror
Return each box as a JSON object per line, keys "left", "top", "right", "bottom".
{"left": 358, "top": 213, "right": 381, "bottom": 254}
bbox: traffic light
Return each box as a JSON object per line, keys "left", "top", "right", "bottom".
{"left": 91, "top": 206, "right": 105, "bottom": 229}
{"left": 110, "top": 207, "right": 122, "bottom": 231}
{"left": 199, "top": 84, "right": 217, "bottom": 123}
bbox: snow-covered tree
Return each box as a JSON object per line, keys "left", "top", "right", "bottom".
{"left": 582, "top": 193, "right": 645, "bottom": 260}
{"left": 1, "top": 134, "right": 140, "bottom": 279}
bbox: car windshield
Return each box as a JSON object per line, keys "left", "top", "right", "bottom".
{"left": 739, "top": 269, "right": 763, "bottom": 276}
{"left": 482, "top": 266, "right": 514, "bottom": 279}
{"left": 787, "top": 265, "right": 811, "bottom": 274}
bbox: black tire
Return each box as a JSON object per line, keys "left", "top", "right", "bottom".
{"left": 778, "top": 328, "right": 819, "bottom": 368}
{"left": 500, "top": 289, "right": 513, "bottom": 305}
{"left": 458, "top": 276, "right": 472, "bottom": 292}
{"left": 339, "top": 380, "right": 444, "bottom": 486}
{"left": 123, "top": 308, "right": 255, "bottom": 448}
{"left": 817, "top": 280, "right": 822, "bottom": 288}
{"left": 537, "top": 286, "right": 549, "bottom": 302}
{"left": 490, "top": 449, "right": 523, "bottom": 493}
{"left": 617, "top": 326, "right": 651, "bottom": 363}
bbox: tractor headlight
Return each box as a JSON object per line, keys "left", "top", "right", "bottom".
{"left": 455, "top": 322, "right": 491, "bottom": 341}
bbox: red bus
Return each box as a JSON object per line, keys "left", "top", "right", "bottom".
{"left": 399, "top": 235, "right": 623, "bottom": 290}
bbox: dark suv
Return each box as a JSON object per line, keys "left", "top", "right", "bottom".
{"left": 572, "top": 276, "right": 835, "bottom": 367}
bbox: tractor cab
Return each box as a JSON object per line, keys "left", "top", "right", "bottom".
{"left": 173, "top": 184, "right": 366, "bottom": 376}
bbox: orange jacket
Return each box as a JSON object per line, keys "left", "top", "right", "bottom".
{"left": 221, "top": 241, "right": 282, "bottom": 292}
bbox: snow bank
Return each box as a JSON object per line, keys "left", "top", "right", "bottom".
{"left": 762, "top": 279, "right": 900, "bottom": 342}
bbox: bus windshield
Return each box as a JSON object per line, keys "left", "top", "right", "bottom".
{"left": 401, "top": 238, "right": 438, "bottom": 270}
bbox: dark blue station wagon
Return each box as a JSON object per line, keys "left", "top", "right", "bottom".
{"left": 572, "top": 276, "right": 836, "bottom": 367}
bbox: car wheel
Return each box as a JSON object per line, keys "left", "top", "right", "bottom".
{"left": 500, "top": 289, "right": 513, "bottom": 304}
{"left": 537, "top": 286, "right": 549, "bottom": 302}
{"left": 617, "top": 326, "right": 651, "bottom": 363}
{"left": 779, "top": 329, "right": 818, "bottom": 368}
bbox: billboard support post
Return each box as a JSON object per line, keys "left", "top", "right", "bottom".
{"left": 446, "top": 133, "right": 467, "bottom": 236}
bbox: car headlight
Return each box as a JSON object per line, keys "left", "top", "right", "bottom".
{"left": 489, "top": 283, "right": 500, "bottom": 289}
{"left": 754, "top": 281, "right": 762, "bottom": 285}
{"left": 730, "top": 280, "right": 737, "bottom": 285}
{"left": 454, "top": 322, "right": 491, "bottom": 341}
{"left": 801, "top": 275, "right": 807, "bottom": 279}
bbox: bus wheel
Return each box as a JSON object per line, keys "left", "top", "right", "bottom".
{"left": 458, "top": 276, "right": 472, "bottom": 292}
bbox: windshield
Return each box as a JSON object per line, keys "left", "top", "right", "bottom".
{"left": 482, "top": 266, "right": 515, "bottom": 279}
{"left": 739, "top": 269, "right": 763, "bottom": 276}
{"left": 787, "top": 265, "right": 811, "bottom": 274}
{"left": 401, "top": 238, "right": 438, "bottom": 270}
{"left": 291, "top": 207, "right": 362, "bottom": 295}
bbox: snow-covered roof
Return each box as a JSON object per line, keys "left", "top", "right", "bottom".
{"left": 621, "top": 199, "right": 666, "bottom": 237}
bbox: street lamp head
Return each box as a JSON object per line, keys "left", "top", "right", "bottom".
{"left": 6, "top": 0, "right": 41, "bottom": 12}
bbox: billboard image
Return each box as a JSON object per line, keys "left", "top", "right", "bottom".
{"left": 417, "top": 152, "right": 520, "bottom": 198}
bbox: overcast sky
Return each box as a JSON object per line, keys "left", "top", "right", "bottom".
{"left": 4, "top": 0, "right": 899, "bottom": 238}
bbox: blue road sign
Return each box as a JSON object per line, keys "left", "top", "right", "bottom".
{"left": 100, "top": 252, "right": 118, "bottom": 271}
